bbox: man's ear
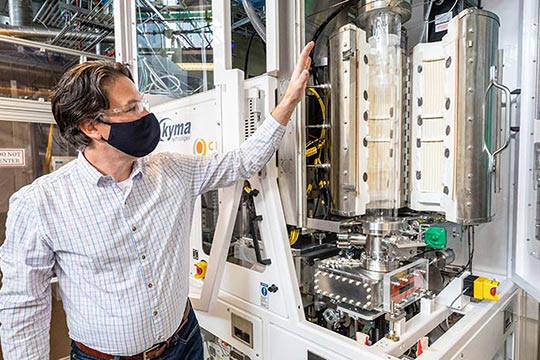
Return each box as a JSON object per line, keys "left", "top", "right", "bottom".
{"left": 79, "top": 118, "right": 109, "bottom": 141}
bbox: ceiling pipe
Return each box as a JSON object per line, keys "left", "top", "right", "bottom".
{"left": 0, "top": 25, "right": 115, "bottom": 42}
{"left": 0, "top": 34, "right": 111, "bottom": 59}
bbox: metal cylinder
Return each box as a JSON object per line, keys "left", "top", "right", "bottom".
{"left": 360, "top": 218, "right": 401, "bottom": 272}
{"left": 357, "top": 0, "right": 412, "bottom": 28}
{"left": 366, "top": 235, "right": 385, "bottom": 257}
{"left": 432, "top": 248, "right": 456, "bottom": 268}
{"left": 329, "top": 24, "right": 359, "bottom": 217}
{"left": 454, "top": 9, "right": 500, "bottom": 224}
{"left": 336, "top": 233, "right": 367, "bottom": 248}
{"left": 8, "top": 0, "right": 33, "bottom": 27}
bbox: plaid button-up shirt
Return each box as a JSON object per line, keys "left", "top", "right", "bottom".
{"left": 0, "top": 116, "right": 285, "bottom": 359}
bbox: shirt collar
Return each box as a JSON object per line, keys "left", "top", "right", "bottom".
{"left": 77, "top": 151, "right": 144, "bottom": 186}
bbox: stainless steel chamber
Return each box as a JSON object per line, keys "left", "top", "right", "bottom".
{"left": 454, "top": 9, "right": 502, "bottom": 224}
{"left": 329, "top": 25, "right": 359, "bottom": 217}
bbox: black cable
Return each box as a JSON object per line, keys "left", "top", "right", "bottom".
{"left": 312, "top": 66, "right": 321, "bottom": 85}
{"left": 244, "top": 32, "right": 256, "bottom": 79}
{"left": 325, "top": 186, "right": 334, "bottom": 219}
{"left": 456, "top": 226, "right": 475, "bottom": 277}
{"left": 469, "top": 226, "right": 475, "bottom": 272}
{"left": 310, "top": 1, "right": 353, "bottom": 46}
{"left": 313, "top": 197, "right": 321, "bottom": 218}
{"left": 455, "top": 228, "right": 471, "bottom": 277}
{"left": 323, "top": 188, "right": 330, "bottom": 219}
{"left": 309, "top": 0, "right": 354, "bottom": 84}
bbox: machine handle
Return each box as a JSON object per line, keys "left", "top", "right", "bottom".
{"left": 484, "top": 67, "right": 512, "bottom": 172}
{"left": 243, "top": 182, "right": 272, "bottom": 266}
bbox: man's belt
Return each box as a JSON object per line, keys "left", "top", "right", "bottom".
{"left": 74, "top": 301, "right": 192, "bottom": 360}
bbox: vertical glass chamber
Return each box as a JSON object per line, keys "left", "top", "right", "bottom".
{"left": 365, "top": 11, "right": 402, "bottom": 219}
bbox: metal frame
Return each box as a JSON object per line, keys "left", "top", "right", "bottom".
{"left": 191, "top": 182, "right": 244, "bottom": 311}
{"left": 417, "top": 286, "right": 519, "bottom": 359}
{"left": 181, "top": 0, "right": 249, "bottom": 312}
{"left": 265, "top": 1, "right": 280, "bottom": 74}
{"left": 0, "top": 97, "right": 54, "bottom": 124}
{"left": 113, "top": 0, "right": 138, "bottom": 83}
{"left": 513, "top": 0, "right": 540, "bottom": 301}
{"left": 276, "top": 0, "right": 305, "bottom": 227}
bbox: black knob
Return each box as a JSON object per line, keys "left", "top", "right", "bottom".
{"left": 268, "top": 284, "right": 278, "bottom": 293}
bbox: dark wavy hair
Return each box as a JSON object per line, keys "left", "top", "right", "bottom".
{"left": 51, "top": 61, "right": 133, "bottom": 148}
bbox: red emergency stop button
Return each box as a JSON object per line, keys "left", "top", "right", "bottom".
{"left": 194, "top": 260, "right": 208, "bottom": 279}
{"left": 490, "top": 287, "right": 496, "bottom": 296}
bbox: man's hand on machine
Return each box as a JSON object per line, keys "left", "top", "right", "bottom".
{"left": 271, "top": 41, "right": 315, "bottom": 125}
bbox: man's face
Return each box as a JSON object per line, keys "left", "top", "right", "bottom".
{"left": 94, "top": 75, "right": 150, "bottom": 140}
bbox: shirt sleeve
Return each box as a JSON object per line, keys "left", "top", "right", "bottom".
{"left": 166, "top": 114, "right": 286, "bottom": 197}
{"left": 0, "top": 191, "right": 54, "bottom": 360}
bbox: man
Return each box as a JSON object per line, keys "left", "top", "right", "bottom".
{"left": 0, "top": 42, "right": 314, "bottom": 359}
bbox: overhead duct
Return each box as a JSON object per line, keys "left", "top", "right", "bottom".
{"left": 8, "top": 0, "right": 33, "bottom": 27}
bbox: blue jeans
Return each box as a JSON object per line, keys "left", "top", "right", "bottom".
{"left": 71, "top": 307, "right": 204, "bottom": 360}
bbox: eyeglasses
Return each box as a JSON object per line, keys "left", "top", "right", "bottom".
{"left": 100, "top": 98, "right": 150, "bottom": 120}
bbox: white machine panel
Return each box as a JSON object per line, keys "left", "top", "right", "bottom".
{"left": 267, "top": 324, "right": 352, "bottom": 360}
{"left": 197, "top": 301, "right": 263, "bottom": 359}
{"left": 151, "top": 90, "right": 222, "bottom": 306}
{"left": 152, "top": 90, "right": 219, "bottom": 156}
{"left": 410, "top": 24, "right": 459, "bottom": 217}
{"left": 410, "top": 42, "right": 448, "bottom": 212}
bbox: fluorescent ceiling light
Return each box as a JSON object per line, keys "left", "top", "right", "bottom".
{"left": 176, "top": 62, "right": 214, "bottom": 71}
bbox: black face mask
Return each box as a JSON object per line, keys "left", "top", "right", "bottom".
{"left": 99, "top": 113, "right": 160, "bottom": 158}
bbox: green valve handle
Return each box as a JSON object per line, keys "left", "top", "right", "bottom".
{"left": 424, "top": 227, "right": 447, "bottom": 249}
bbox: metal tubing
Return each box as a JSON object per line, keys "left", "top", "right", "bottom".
{"left": 419, "top": 0, "right": 435, "bottom": 43}
{"left": 0, "top": 26, "right": 115, "bottom": 42}
{"left": 0, "top": 34, "right": 109, "bottom": 59}
{"left": 241, "top": 0, "right": 266, "bottom": 43}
